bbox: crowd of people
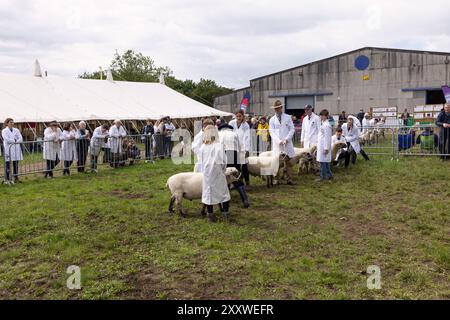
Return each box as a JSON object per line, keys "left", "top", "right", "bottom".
{"left": 1, "top": 102, "right": 450, "bottom": 189}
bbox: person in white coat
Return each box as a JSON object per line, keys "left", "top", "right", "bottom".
{"left": 316, "top": 109, "right": 333, "bottom": 182}
{"left": 200, "top": 125, "right": 231, "bottom": 222}
{"left": 218, "top": 120, "right": 250, "bottom": 208}
{"left": 90, "top": 124, "right": 110, "bottom": 173}
{"left": 269, "top": 100, "right": 296, "bottom": 185}
{"left": 301, "top": 105, "right": 320, "bottom": 149}
{"left": 109, "top": 120, "right": 127, "bottom": 168}
{"left": 342, "top": 117, "right": 370, "bottom": 164}
{"left": 60, "top": 123, "right": 78, "bottom": 176}
{"left": 2, "top": 118, "right": 23, "bottom": 184}
{"left": 192, "top": 118, "right": 214, "bottom": 173}
{"left": 43, "top": 121, "right": 62, "bottom": 178}
{"left": 229, "top": 110, "right": 251, "bottom": 186}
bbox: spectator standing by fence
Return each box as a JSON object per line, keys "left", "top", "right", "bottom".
{"left": 76, "top": 121, "right": 90, "bottom": 173}
{"left": 142, "top": 119, "right": 154, "bottom": 162}
{"left": 109, "top": 120, "right": 127, "bottom": 168}
{"left": 2, "top": 118, "right": 23, "bottom": 184}
{"left": 256, "top": 116, "right": 270, "bottom": 154}
{"left": 43, "top": 121, "right": 62, "bottom": 179}
{"left": 436, "top": 103, "right": 450, "bottom": 160}
{"left": 164, "top": 117, "right": 175, "bottom": 158}
{"left": 90, "top": 124, "right": 109, "bottom": 173}
{"left": 338, "top": 111, "right": 347, "bottom": 127}
{"left": 60, "top": 123, "right": 78, "bottom": 176}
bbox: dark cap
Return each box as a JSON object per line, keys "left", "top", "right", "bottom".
{"left": 305, "top": 105, "right": 313, "bottom": 110}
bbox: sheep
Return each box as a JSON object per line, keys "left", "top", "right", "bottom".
{"left": 259, "top": 148, "right": 316, "bottom": 177}
{"left": 331, "top": 142, "right": 348, "bottom": 165}
{"left": 247, "top": 155, "right": 280, "bottom": 188}
{"left": 166, "top": 167, "right": 240, "bottom": 217}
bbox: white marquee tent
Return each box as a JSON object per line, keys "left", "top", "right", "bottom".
{"left": 0, "top": 72, "right": 232, "bottom": 123}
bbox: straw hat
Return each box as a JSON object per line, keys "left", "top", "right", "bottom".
{"left": 271, "top": 100, "right": 284, "bottom": 109}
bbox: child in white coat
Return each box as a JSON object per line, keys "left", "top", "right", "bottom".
{"left": 200, "top": 125, "right": 231, "bottom": 222}
{"left": 316, "top": 109, "right": 333, "bottom": 182}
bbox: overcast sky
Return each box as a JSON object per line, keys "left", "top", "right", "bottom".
{"left": 1, "top": 0, "right": 450, "bottom": 88}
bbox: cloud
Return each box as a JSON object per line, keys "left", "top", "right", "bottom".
{"left": 0, "top": 0, "right": 449, "bottom": 88}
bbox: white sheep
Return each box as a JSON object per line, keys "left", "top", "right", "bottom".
{"left": 247, "top": 155, "right": 280, "bottom": 188}
{"left": 166, "top": 167, "right": 240, "bottom": 217}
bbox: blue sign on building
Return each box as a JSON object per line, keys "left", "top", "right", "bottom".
{"left": 355, "top": 55, "right": 370, "bottom": 70}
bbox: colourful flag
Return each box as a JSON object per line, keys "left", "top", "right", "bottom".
{"left": 240, "top": 91, "right": 251, "bottom": 112}
{"left": 442, "top": 85, "right": 450, "bottom": 103}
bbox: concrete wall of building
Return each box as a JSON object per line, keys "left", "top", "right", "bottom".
{"left": 214, "top": 87, "right": 250, "bottom": 113}
{"left": 214, "top": 48, "right": 450, "bottom": 116}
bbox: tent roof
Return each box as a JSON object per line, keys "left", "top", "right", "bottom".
{"left": 0, "top": 72, "right": 232, "bottom": 123}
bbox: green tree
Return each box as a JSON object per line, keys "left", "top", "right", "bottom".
{"left": 79, "top": 49, "right": 232, "bottom": 106}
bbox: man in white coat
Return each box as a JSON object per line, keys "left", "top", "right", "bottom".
{"left": 43, "top": 121, "right": 62, "bottom": 178}
{"left": 229, "top": 110, "right": 251, "bottom": 186}
{"left": 60, "top": 123, "right": 78, "bottom": 176}
{"left": 2, "top": 118, "right": 23, "bottom": 184}
{"left": 316, "top": 109, "right": 333, "bottom": 182}
{"left": 301, "top": 105, "right": 320, "bottom": 149}
{"left": 109, "top": 120, "right": 127, "bottom": 168}
{"left": 269, "top": 100, "right": 296, "bottom": 185}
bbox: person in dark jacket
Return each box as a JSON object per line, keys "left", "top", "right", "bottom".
{"left": 76, "top": 121, "right": 90, "bottom": 173}
{"left": 436, "top": 103, "right": 450, "bottom": 160}
{"left": 356, "top": 109, "right": 365, "bottom": 125}
{"left": 142, "top": 119, "right": 154, "bottom": 163}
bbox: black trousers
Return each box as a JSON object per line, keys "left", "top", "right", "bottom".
{"left": 91, "top": 155, "right": 99, "bottom": 170}
{"left": 5, "top": 161, "right": 19, "bottom": 180}
{"left": 45, "top": 157, "right": 60, "bottom": 177}
{"left": 76, "top": 140, "right": 89, "bottom": 172}
{"left": 333, "top": 151, "right": 350, "bottom": 167}
{"left": 241, "top": 164, "right": 250, "bottom": 184}
{"left": 207, "top": 201, "right": 230, "bottom": 214}
{"left": 63, "top": 160, "right": 73, "bottom": 174}
{"left": 225, "top": 150, "right": 244, "bottom": 188}
{"left": 144, "top": 136, "right": 153, "bottom": 160}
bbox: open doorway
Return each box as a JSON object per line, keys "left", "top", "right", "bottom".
{"left": 426, "top": 90, "right": 445, "bottom": 105}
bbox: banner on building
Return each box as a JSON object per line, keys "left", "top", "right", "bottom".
{"left": 240, "top": 91, "right": 251, "bottom": 113}
{"left": 442, "top": 85, "right": 450, "bottom": 103}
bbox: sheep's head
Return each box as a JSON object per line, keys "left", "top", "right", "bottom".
{"left": 225, "top": 167, "right": 240, "bottom": 184}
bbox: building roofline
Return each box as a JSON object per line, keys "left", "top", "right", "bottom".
{"left": 214, "top": 86, "right": 251, "bottom": 100}
{"left": 250, "top": 46, "right": 450, "bottom": 82}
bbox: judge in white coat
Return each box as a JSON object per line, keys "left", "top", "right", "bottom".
{"left": 2, "top": 118, "right": 23, "bottom": 183}
{"left": 269, "top": 100, "right": 296, "bottom": 185}
{"left": 301, "top": 105, "right": 321, "bottom": 149}
{"left": 90, "top": 124, "right": 110, "bottom": 173}
{"left": 229, "top": 110, "right": 251, "bottom": 186}
{"left": 341, "top": 117, "right": 370, "bottom": 163}
{"left": 316, "top": 109, "right": 333, "bottom": 182}
{"left": 200, "top": 125, "right": 231, "bottom": 222}
{"left": 331, "top": 127, "right": 350, "bottom": 167}
{"left": 109, "top": 120, "right": 127, "bottom": 168}
{"left": 192, "top": 118, "right": 215, "bottom": 173}
{"left": 60, "top": 123, "right": 78, "bottom": 176}
{"left": 43, "top": 121, "right": 62, "bottom": 178}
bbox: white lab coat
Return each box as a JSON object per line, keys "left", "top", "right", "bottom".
{"left": 317, "top": 120, "right": 332, "bottom": 163}
{"left": 109, "top": 125, "right": 127, "bottom": 153}
{"left": 90, "top": 126, "right": 108, "bottom": 156}
{"left": 219, "top": 128, "right": 241, "bottom": 153}
{"left": 342, "top": 123, "right": 361, "bottom": 153}
{"left": 229, "top": 119, "right": 251, "bottom": 163}
{"left": 200, "top": 142, "right": 230, "bottom": 205}
{"left": 332, "top": 135, "right": 348, "bottom": 161}
{"left": 2, "top": 127, "right": 23, "bottom": 161}
{"left": 60, "top": 130, "right": 78, "bottom": 161}
{"left": 301, "top": 113, "right": 321, "bottom": 149}
{"left": 269, "top": 113, "right": 296, "bottom": 158}
{"left": 362, "top": 118, "right": 373, "bottom": 133}
{"left": 43, "top": 127, "right": 62, "bottom": 161}
{"left": 192, "top": 130, "right": 204, "bottom": 172}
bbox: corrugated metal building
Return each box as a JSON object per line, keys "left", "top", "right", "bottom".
{"left": 214, "top": 47, "right": 450, "bottom": 117}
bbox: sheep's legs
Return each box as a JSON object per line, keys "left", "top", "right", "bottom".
{"left": 168, "top": 196, "right": 176, "bottom": 215}
{"left": 175, "top": 195, "right": 187, "bottom": 218}
{"left": 200, "top": 204, "right": 207, "bottom": 216}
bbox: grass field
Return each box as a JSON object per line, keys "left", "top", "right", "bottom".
{"left": 0, "top": 155, "right": 449, "bottom": 300}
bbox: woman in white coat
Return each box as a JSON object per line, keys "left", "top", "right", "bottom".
{"left": 60, "top": 123, "right": 78, "bottom": 176}
{"left": 109, "top": 120, "right": 127, "bottom": 168}
{"left": 200, "top": 125, "right": 231, "bottom": 222}
{"left": 316, "top": 109, "right": 333, "bottom": 182}
{"left": 90, "top": 124, "right": 110, "bottom": 173}
{"left": 2, "top": 118, "right": 23, "bottom": 184}
{"left": 229, "top": 110, "right": 251, "bottom": 186}
{"left": 341, "top": 117, "right": 370, "bottom": 163}
{"left": 43, "top": 121, "right": 62, "bottom": 178}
